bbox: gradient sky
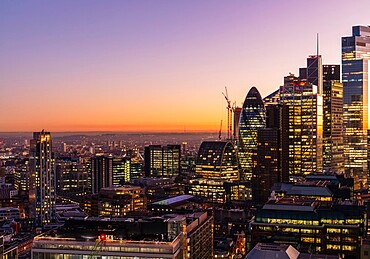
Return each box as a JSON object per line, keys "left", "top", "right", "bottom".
{"left": 1, "top": 0, "right": 370, "bottom": 132}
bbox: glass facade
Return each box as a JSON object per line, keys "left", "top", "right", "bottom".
{"left": 238, "top": 87, "right": 266, "bottom": 181}
{"left": 322, "top": 67, "right": 344, "bottom": 174}
{"left": 144, "top": 145, "right": 181, "bottom": 178}
{"left": 252, "top": 199, "right": 364, "bottom": 258}
{"left": 280, "top": 75, "right": 323, "bottom": 177}
{"left": 112, "top": 157, "right": 131, "bottom": 185}
{"left": 342, "top": 25, "right": 370, "bottom": 189}
{"left": 195, "top": 141, "right": 239, "bottom": 181}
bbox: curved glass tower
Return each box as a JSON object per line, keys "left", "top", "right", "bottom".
{"left": 238, "top": 87, "right": 266, "bottom": 181}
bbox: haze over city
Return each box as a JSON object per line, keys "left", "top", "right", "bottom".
{"left": 3, "top": 1, "right": 370, "bottom": 258}
{"left": 1, "top": 0, "right": 370, "bottom": 132}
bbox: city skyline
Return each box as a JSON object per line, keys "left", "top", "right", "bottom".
{"left": 1, "top": 1, "right": 370, "bottom": 132}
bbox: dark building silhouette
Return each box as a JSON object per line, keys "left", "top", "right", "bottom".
{"left": 252, "top": 128, "right": 280, "bottom": 203}
{"left": 252, "top": 104, "right": 289, "bottom": 203}
{"left": 322, "top": 65, "right": 344, "bottom": 174}
{"left": 90, "top": 156, "right": 113, "bottom": 194}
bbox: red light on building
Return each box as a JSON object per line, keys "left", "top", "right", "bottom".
{"left": 99, "top": 233, "right": 107, "bottom": 241}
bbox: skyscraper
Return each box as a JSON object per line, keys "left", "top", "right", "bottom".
{"left": 252, "top": 128, "right": 281, "bottom": 204}
{"left": 280, "top": 73, "right": 323, "bottom": 177}
{"left": 322, "top": 65, "right": 344, "bottom": 174}
{"left": 29, "top": 131, "right": 56, "bottom": 227}
{"left": 299, "top": 55, "right": 323, "bottom": 94}
{"left": 342, "top": 25, "right": 370, "bottom": 189}
{"left": 238, "top": 87, "right": 266, "bottom": 181}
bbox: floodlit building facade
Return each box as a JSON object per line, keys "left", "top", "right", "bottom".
{"left": 342, "top": 25, "right": 370, "bottom": 189}
{"left": 279, "top": 74, "right": 323, "bottom": 177}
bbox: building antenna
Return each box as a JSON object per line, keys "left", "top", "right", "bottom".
{"left": 316, "top": 33, "right": 319, "bottom": 56}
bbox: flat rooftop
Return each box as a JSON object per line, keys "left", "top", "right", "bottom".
{"left": 263, "top": 198, "right": 317, "bottom": 212}
{"left": 151, "top": 195, "right": 194, "bottom": 206}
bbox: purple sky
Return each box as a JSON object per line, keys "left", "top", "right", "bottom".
{"left": 1, "top": 0, "right": 370, "bottom": 131}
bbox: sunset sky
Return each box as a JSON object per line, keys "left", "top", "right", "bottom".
{"left": 1, "top": 0, "right": 370, "bottom": 132}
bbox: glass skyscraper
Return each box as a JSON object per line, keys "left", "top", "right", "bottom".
{"left": 238, "top": 87, "right": 266, "bottom": 181}
{"left": 322, "top": 65, "right": 344, "bottom": 174}
{"left": 342, "top": 25, "right": 370, "bottom": 189}
{"left": 280, "top": 74, "right": 323, "bottom": 177}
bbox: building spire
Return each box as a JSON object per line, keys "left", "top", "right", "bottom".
{"left": 316, "top": 33, "right": 319, "bottom": 56}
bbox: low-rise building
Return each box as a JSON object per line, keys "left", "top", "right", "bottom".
{"left": 251, "top": 198, "right": 364, "bottom": 258}
{"left": 81, "top": 186, "right": 146, "bottom": 217}
{"left": 32, "top": 212, "right": 213, "bottom": 259}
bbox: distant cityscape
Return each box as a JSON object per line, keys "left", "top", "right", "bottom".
{"left": 1, "top": 22, "right": 370, "bottom": 259}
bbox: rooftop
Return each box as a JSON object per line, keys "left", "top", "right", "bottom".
{"left": 246, "top": 243, "right": 339, "bottom": 259}
{"left": 245, "top": 243, "right": 300, "bottom": 259}
{"left": 263, "top": 198, "right": 317, "bottom": 212}
{"left": 272, "top": 182, "right": 333, "bottom": 197}
{"left": 151, "top": 195, "right": 194, "bottom": 206}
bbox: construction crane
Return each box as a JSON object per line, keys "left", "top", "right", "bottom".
{"left": 222, "top": 87, "right": 232, "bottom": 140}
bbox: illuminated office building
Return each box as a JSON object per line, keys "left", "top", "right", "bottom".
{"left": 188, "top": 141, "right": 240, "bottom": 203}
{"left": 280, "top": 73, "right": 323, "bottom": 177}
{"left": 126, "top": 148, "right": 144, "bottom": 180}
{"left": 251, "top": 198, "right": 364, "bottom": 258}
{"left": 56, "top": 157, "right": 89, "bottom": 196}
{"left": 29, "top": 131, "right": 56, "bottom": 227}
{"left": 195, "top": 141, "right": 239, "bottom": 181}
{"left": 238, "top": 87, "right": 266, "bottom": 180}
{"left": 32, "top": 212, "right": 213, "bottom": 259}
{"left": 82, "top": 186, "right": 146, "bottom": 217}
{"left": 342, "top": 25, "right": 370, "bottom": 189}
{"left": 322, "top": 65, "right": 344, "bottom": 174}
{"left": 188, "top": 178, "right": 226, "bottom": 203}
{"left": 14, "top": 158, "right": 30, "bottom": 191}
{"left": 144, "top": 145, "right": 181, "bottom": 178}
{"left": 112, "top": 157, "right": 131, "bottom": 185}
{"left": 263, "top": 89, "right": 280, "bottom": 107}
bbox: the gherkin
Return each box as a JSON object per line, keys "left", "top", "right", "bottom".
{"left": 238, "top": 87, "right": 266, "bottom": 181}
